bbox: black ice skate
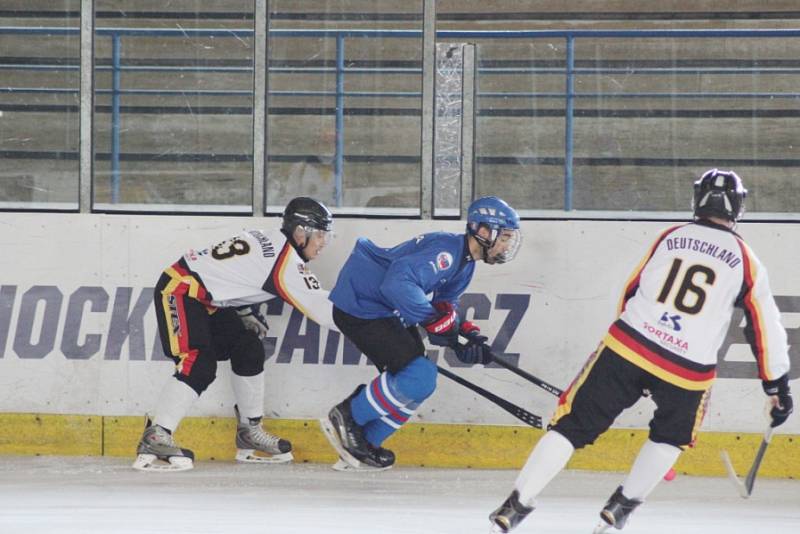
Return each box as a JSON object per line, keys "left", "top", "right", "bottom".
{"left": 131, "top": 417, "right": 194, "bottom": 472}
{"left": 332, "top": 442, "right": 396, "bottom": 472}
{"left": 319, "top": 385, "right": 395, "bottom": 471}
{"left": 592, "top": 486, "right": 642, "bottom": 533}
{"left": 489, "top": 490, "right": 534, "bottom": 533}
{"left": 234, "top": 405, "right": 293, "bottom": 464}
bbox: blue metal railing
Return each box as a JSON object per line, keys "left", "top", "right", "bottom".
{"left": 3, "top": 26, "right": 800, "bottom": 210}
{"left": 110, "top": 34, "right": 122, "bottom": 204}
{"left": 564, "top": 36, "right": 575, "bottom": 211}
{"left": 334, "top": 33, "right": 346, "bottom": 204}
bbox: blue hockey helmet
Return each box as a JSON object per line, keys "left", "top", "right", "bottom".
{"left": 466, "top": 196, "right": 521, "bottom": 264}
{"left": 693, "top": 169, "right": 747, "bottom": 223}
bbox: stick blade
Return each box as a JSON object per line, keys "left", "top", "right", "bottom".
{"left": 742, "top": 436, "right": 770, "bottom": 496}
{"left": 720, "top": 450, "right": 751, "bottom": 499}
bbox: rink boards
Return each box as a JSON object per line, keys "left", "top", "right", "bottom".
{"left": 0, "top": 213, "right": 797, "bottom": 475}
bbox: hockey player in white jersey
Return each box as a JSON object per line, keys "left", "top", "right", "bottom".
{"left": 488, "top": 169, "right": 793, "bottom": 533}
{"left": 133, "top": 197, "right": 337, "bottom": 471}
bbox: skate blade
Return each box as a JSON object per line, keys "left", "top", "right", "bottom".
{"left": 236, "top": 449, "right": 294, "bottom": 464}
{"left": 131, "top": 453, "right": 193, "bottom": 472}
{"left": 331, "top": 457, "right": 392, "bottom": 472}
{"left": 318, "top": 418, "right": 363, "bottom": 470}
{"left": 592, "top": 522, "right": 612, "bottom": 534}
{"left": 488, "top": 516, "right": 512, "bottom": 534}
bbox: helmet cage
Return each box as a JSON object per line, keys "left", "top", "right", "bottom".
{"left": 487, "top": 227, "right": 522, "bottom": 264}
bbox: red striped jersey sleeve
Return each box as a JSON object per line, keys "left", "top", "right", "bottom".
{"left": 735, "top": 238, "right": 790, "bottom": 381}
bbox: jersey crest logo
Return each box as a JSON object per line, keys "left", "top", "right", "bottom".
{"left": 436, "top": 252, "right": 453, "bottom": 271}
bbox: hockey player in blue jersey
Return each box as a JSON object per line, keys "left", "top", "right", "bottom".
{"left": 319, "top": 196, "right": 522, "bottom": 470}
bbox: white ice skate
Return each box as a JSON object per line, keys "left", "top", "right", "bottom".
{"left": 234, "top": 405, "right": 293, "bottom": 464}
{"left": 132, "top": 418, "right": 194, "bottom": 472}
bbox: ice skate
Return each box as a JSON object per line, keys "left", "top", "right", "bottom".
{"left": 330, "top": 443, "right": 395, "bottom": 472}
{"left": 234, "top": 405, "right": 293, "bottom": 464}
{"left": 488, "top": 490, "right": 534, "bottom": 533}
{"left": 319, "top": 388, "right": 395, "bottom": 470}
{"left": 132, "top": 417, "right": 194, "bottom": 472}
{"left": 592, "top": 486, "right": 642, "bottom": 532}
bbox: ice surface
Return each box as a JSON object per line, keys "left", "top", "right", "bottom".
{"left": 0, "top": 456, "right": 797, "bottom": 533}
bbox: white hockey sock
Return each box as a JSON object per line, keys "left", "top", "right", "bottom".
{"left": 231, "top": 372, "right": 265, "bottom": 421}
{"left": 622, "top": 439, "right": 682, "bottom": 500}
{"left": 152, "top": 379, "right": 199, "bottom": 432}
{"left": 515, "top": 431, "right": 575, "bottom": 505}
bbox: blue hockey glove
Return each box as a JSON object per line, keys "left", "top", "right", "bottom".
{"left": 236, "top": 303, "right": 269, "bottom": 339}
{"left": 762, "top": 374, "right": 793, "bottom": 428}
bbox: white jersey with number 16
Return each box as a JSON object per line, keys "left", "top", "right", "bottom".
{"left": 602, "top": 220, "right": 789, "bottom": 391}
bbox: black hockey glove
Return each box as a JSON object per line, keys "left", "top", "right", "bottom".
{"left": 236, "top": 303, "right": 269, "bottom": 339}
{"left": 762, "top": 374, "right": 793, "bottom": 428}
{"left": 424, "top": 302, "right": 459, "bottom": 348}
{"left": 455, "top": 321, "right": 491, "bottom": 365}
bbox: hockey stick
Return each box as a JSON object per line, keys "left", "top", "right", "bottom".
{"left": 485, "top": 350, "right": 564, "bottom": 397}
{"left": 719, "top": 424, "right": 774, "bottom": 499}
{"left": 436, "top": 365, "right": 543, "bottom": 428}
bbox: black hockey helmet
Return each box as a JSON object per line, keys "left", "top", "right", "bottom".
{"left": 282, "top": 197, "right": 333, "bottom": 234}
{"left": 692, "top": 169, "right": 747, "bottom": 222}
